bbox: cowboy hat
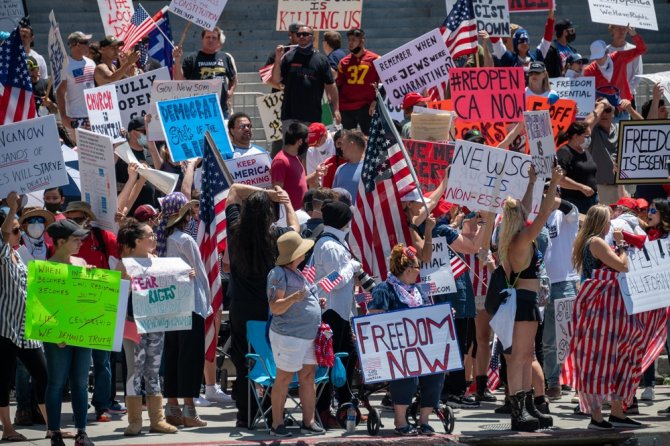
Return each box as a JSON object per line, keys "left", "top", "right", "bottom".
{"left": 19, "top": 207, "right": 55, "bottom": 226}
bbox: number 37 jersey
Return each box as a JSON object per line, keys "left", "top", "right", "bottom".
{"left": 336, "top": 50, "right": 381, "bottom": 111}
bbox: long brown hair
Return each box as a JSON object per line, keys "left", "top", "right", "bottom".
{"left": 572, "top": 205, "right": 611, "bottom": 273}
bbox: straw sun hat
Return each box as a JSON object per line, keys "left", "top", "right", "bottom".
{"left": 276, "top": 232, "right": 314, "bottom": 266}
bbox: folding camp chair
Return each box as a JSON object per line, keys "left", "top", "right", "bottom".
{"left": 245, "top": 320, "right": 347, "bottom": 430}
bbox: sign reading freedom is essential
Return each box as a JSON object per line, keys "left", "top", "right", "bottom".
{"left": 224, "top": 153, "right": 272, "bottom": 188}
{"left": 615, "top": 120, "right": 670, "bottom": 184}
{"left": 473, "top": 0, "right": 510, "bottom": 37}
{"left": 123, "top": 258, "right": 195, "bottom": 333}
{"left": 157, "top": 93, "right": 233, "bottom": 162}
{"left": 97, "top": 0, "right": 134, "bottom": 40}
{"left": 404, "top": 139, "right": 454, "bottom": 193}
{"left": 524, "top": 110, "right": 555, "bottom": 179}
{"left": 374, "top": 29, "right": 454, "bottom": 107}
{"left": 588, "top": 0, "right": 657, "bottom": 31}
{"left": 352, "top": 304, "right": 462, "bottom": 383}
{"left": 419, "top": 237, "right": 457, "bottom": 296}
{"left": 450, "top": 67, "right": 525, "bottom": 122}
{"left": 48, "top": 11, "right": 68, "bottom": 91}
{"left": 276, "top": 0, "right": 363, "bottom": 31}
{"left": 619, "top": 239, "right": 670, "bottom": 314}
{"left": 113, "top": 67, "right": 171, "bottom": 130}
{"left": 0, "top": 115, "right": 68, "bottom": 197}
{"left": 84, "top": 84, "right": 124, "bottom": 143}
{"left": 256, "top": 91, "right": 284, "bottom": 142}
{"left": 25, "top": 261, "right": 128, "bottom": 351}
{"left": 554, "top": 296, "right": 575, "bottom": 363}
{"left": 169, "top": 0, "right": 228, "bottom": 31}
{"left": 549, "top": 77, "right": 595, "bottom": 119}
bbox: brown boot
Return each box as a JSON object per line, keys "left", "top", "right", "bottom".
{"left": 147, "top": 395, "right": 178, "bottom": 433}
{"left": 124, "top": 396, "right": 143, "bottom": 436}
{"left": 165, "top": 404, "right": 184, "bottom": 427}
{"left": 182, "top": 405, "right": 207, "bottom": 427}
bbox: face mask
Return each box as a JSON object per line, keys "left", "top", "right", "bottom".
{"left": 298, "top": 141, "right": 309, "bottom": 157}
{"left": 351, "top": 46, "right": 362, "bottom": 55}
{"left": 580, "top": 136, "right": 591, "bottom": 149}
{"left": 566, "top": 33, "right": 576, "bottom": 43}
{"left": 27, "top": 222, "right": 45, "bottom": 239}
{"left": 138, "top": 134, "right": 147, "bottom": 147}
{"left": 44, "top": 202, "right": 61, "bottom": 213}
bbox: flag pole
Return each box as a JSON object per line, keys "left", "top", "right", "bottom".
{"left": 140, "top": 4, "right": 176, "bottom": 49}
{"left": 204, "top": 131, "right": 234, "bottom": 185}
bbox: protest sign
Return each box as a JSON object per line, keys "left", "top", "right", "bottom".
{"left": 527, "top": 96, "right": 577, "bottom": 144}
{"left": 48, "top": 11, "right": 69, "bottom": 91}
{"left": 25, "top": 261, "right": 128, "bottom": 351}
{"left": 635, "top": 72, "right": 670, "bottom": 104}
{"left": 148, "top": 79, "right": 222, "bottom": 141}
{"left": 0, "top": 115, "right": 68, "bottom": 197}
{"left": 473, "top": 0, "right": 510, "bottom": 37}
{"left": 615, "top": 120, "right": 670, "bottom": 184}
{"left": 113, "top": 67, "right": 171, "bottom": 130}
{"left": 276, "top": 0, "right": 363, "bottom": 31}
{"left": 224, "top": 153, "right": 272, "bottom": 188}
{"left": 84, "top": 84, "right": 124, "bottom": 143}
{"left": 619, "top": 239, "right": 670, "bottom": 314}
{"left": 554, "top": 296, "right": 575, "bottom": 363}
{"left": 419, "top": 237, "right": 457, "bottom": 296}
{"left": 382, "top": 88, "right": 404, "bottom": 123}
{"left": 374, "top": 29, "right": 454, "bottom": 107}
{"left": 588, "top": 0, "right": 657, "bottom": 31}
{"left": 157, "top": 93, "right": 233, "bottom": 162}
{"left": 524, "top": 110, "right": 555, "bottom": 178}
{"left": 169, "top": 0, "right": 228, "bottom": 31}
{"left": 123, "top": 258, "right": 195, "bottom": 333}
{"left": 450, "top": 67, "right": 525, "bottom": 122}
{"left": 97, "top": 0, "right": 134, "bottom": 40}
{"left": 76, "top": 129, "right": 119, "bottom": 233}
{"left": 404, "top": 139, "right": 454, "bottom": 193}
{"left": 427, "top": 100, "right": 513, "bottom": 146}
{"left": 508, "top": 0, "right": 553, "bottom": 12}
{"left": 352, "top": 304, "right": 462, "bottom": 383}
{"left": 0, "top": 0, "right": 24, "bottom": 31}
{"left": 549, "top": 77, "right": 596, "bottom": 119}
{"left": 114, "top": 143, "right": 179, "bottom": 194}
{"left": 256, "top": 92, "right": 284, "bottom": 142}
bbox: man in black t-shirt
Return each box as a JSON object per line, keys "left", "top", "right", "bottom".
{"left": 173, "top": 27, "right": 237, "bottom": 118}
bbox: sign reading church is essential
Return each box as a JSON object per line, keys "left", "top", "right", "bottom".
{"left": 615, "top": 120, "right": 670, "bottom": 184}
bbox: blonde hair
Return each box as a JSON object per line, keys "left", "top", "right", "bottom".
{"left": 389, "top": 244, "right": 414, "bottom": 276}
{"left": 572, "top": 205, "right": 611, "bottom": 273}
{"left": 498, "top": 198, "right": 525, "bottom": 264}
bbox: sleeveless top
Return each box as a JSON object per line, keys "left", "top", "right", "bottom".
{"left": 509, "top": 243, "right": 542, "bottom": 281}
{"left": 582, "top": 238, "right": 603, "bottom": 281}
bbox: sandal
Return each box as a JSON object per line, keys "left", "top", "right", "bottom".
{"left": 1, "top": 432, "right": 27, "bottom": 442}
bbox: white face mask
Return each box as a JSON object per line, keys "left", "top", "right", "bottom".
{"left": 580, "top": 136, "right": 591, "bottom": 150}
{"left": 27, "top": 222, "right": 45, "bottom": 239}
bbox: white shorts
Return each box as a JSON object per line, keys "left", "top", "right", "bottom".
{"left": 269, "top": 330, "right": 317, "bottom": 373}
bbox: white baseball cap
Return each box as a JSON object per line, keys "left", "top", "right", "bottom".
{"left": 589, "top": 40, "right": 608, "bottom": 60}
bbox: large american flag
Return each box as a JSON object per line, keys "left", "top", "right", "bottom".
{"left": 197, "top": 136, "right": 229, "bottom": 362}
{"left": 148, "top": 6, "right": 173, "bottom": 73}
{"left": 0, "top": 26, "right": 36, "bottom": 124}
{"left": 121, "top": 5, "right": 157, "bottom": 53}
{"left": 350, "top": 104, "right": 415, "bottom": 281}
{"left": 441, "top": 0, "right": 478, "bottom": 60}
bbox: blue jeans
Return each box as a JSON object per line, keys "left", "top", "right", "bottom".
{"left": 44, "top": 343, "right": 92, "bottom": 431}
{"left": 91, "top": 349, "right": 111, "bottom": 411}
{"left": 542, "top": 280, "right": 578, "bottom": 388}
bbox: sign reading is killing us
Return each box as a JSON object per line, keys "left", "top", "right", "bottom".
{"left": 352, "top": 304, "right": 462, "bottom": 383}
{"left": 113, "top": 67, "right": 171, "bottom": 130}
{"left": 276, "top": 0, "right": 362, "bottom": 31}
{"left": 473, "top": 0, "right": 510, "bottom": 37}
{"left": 404, "top": 139, "right": 454, "bottom": 193}
{"left": 619, "top": 239, "right": 670, "bottom": 314}
{"left": 374, "top": 29, "right": 454, "bottom": 107}
{"left": 616, "top": 120, "right": 670, "bottom": 184}
{"left": 450, "top": 67, "right": 525, "bottom": 122}
{"left": 588, "top": 0, "right": 657, "bottom": 31}
{"left": 419, "top": 237, "right": 457, "bottom": 296}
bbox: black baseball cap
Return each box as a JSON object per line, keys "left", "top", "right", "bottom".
{"left": 347, "top": 28, "right": 365, "bottom": 37}
{"left": 528, "top": 61, "right": 547, "bottom": 73}
{"left": 554, "top": 19, "right": 574, "bottom": 36}
{"left": 46, "top": 219, "right": 89, "bottom": 240}
{"left": 127, "top": 116, "right": 145, "bottom": 133}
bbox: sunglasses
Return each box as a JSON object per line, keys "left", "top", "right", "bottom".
{"left": 26, "top": 217, "right": 46, "bottom": 224}
{"left": 649, "top": 208, "right": 658, "bottom": 215}
{"left": 603, "top": 107, "right": 613, "bottom": 113}
{"left": 296, "top": 32, "right": 313, "bottom": 38}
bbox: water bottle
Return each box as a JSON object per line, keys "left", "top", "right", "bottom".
{"left": 345, "top": 404, "right": 356, "bottom": 433}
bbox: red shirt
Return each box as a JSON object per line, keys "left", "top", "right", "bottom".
{"left": 271, "top": 150, "right": 308, "bottom": 210}
{"left": 336, "top": 50, "right": 381, "bottom": 111}
{"left": 77, "top": 227, "right": 119, "bottom": 269}
{"left": 321, "top": 155, "right": 347, "bottom": 188}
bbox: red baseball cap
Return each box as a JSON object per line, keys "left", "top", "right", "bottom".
{"left": 402, "top": 92, "right": 432, "bottom": 111}
{"left": 636, "top": 198, "right": 649, "bottom": 211}
{"left": 609, "top": 197, "right": 639, "bottom": 213}
{"left": 134, "top": 204, "right": 158, "bottom": 222}
{"left": 308, "top": 122, "right": 327, "bottom": 146}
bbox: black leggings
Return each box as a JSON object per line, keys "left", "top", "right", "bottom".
{"left": 0, "top": 336, "right": 47, "bottom": 407}
{"left": 163, "top": 313, "right": 205, "bottom": 398}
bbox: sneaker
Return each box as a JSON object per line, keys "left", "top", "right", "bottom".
{"left": 561, "top": 384, "right": 573, "bottom": 392}
{"left": 609, "top": 415, "right": 643, "bottom": 428}
{"left": 205, "top": 384, "right": 233, "bottom": 403}
{"left": 624, "top": 397, "right": 640, "bottom": 415}
{"left": 95, "top": 411, "right": 111, "bottom": 422}
{"left": 640, "top": 387, "right": 655, "bottom": 401}
{"left": 588, "top": 418, "right": 613, "bottom": 430}
{"left": 394, "top": 425, "right": 418, "bottom": 436}
{"left": 50, "top": 431, "right": 65, "bottom": 446}
{"left": 74, "top": 431, "right": 94, "bottom": 446}
{"left": 571, "top": 393, "right": 580, "bottom": 404}
{"left": 381, "top": 393, "right": 393, "bottom": 410}
{"left": 300, "top": 421, "right": 325, "bottom": 435}
{"left": 546, "top": 386, "right": 562, "bottom": 401}
{"left": 657, "top": 406, "right": 670, "bottom": 415}
{"left": 107, "top": 401, "right": 127, "bottom": 414}
{"left": 270, "top": 424, "right": 291, "bottom": 437}
{"left": 445, "top": 394, "right": 480, "bottom": 409}
{"left": 193, "top": 396, "right": 212, "bottom": 407}
{"left": 417, "top": 423, "right": 436, "bottom": 436}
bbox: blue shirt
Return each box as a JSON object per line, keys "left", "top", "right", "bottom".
{"left": 432, "top": 223, "right": 475, "bottom": 318}
{"left": 327, "top": 49, "right": 346, "bottom": 71}
{"left": 333, "top": 161, "right": 363, "bottom": 203}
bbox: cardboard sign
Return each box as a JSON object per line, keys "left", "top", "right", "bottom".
{"left": 616, "top": 120, "right": 670, "bottom": 184}
{"left": 635, "top": 72, "right": 670, "bottom": 104}
{"left": 473, "top": 0, "right": 510, "bottom": 37}
{"left": 588, "top": 0, "right": 657, "bottom": 31}
{"left": 48, "top": 11, "right": 69, "bottom": 91}
{"left": 123, "top": 258, "right": 195, "bottom": 333}
{"left": 76, "top": 129, "right": 119, "bottom": 233}
{"left": 524, "top": 110, "right": 555, "bottom": 178}
{"left": 224, "top": 153, "right": 272, "bottom": 188}
{"left": 0, "top": 115, "right": 68, "bottom": 197}
{"left": 25, "top": 261, "right": 128, "bottom": 351}
{"left": 549, "top": 77, "right": 596, "bottom": 120}
{"left": 113, "top": 67, "right": 171, "bottom": 130}
{"left": 404, "top": 139, "right": 454, "bottom": 193}
{"left": 352, "top": 304, "right": 462, "bottom": 383}
{"left": 84, "top": 84, "right": 124, "bottom": 143}
{"left": 169, "top": 0, "right": 228, "bottom": 31}
{"left": 450, "top": 67, "right": 525, "bottom": 122}
{"left": 374, "top": 29, "right": 454, "bottom": 107}
{"left": 97, "top": 0, "right": 134, "bottom": 40}
{"left": 148, "top": 79, "right": 222, "bottom": 141}
{"left": 157, "top": 93, "right": 233, "bottom": 162}
{"left": 114, "top": 143, "right": 179, "bottom": 194}
{"left": 419, "top": 237, "right": 457, "bottom": 296}
{"left": 427, "top": 101, "right": 512, "bottom": 146}
{"left": 554, "top": 296, "right": 575, "bottom": 363}
{"left": 508, "top": 0, "right": 553, "bottom": 12}
{"left": 256, "top": 91, "right": 284, "bottom": 142}
{"left": 276, "top": 0, "right": 363, "bottom": 31}
{"left": 527, "top": 96, "right": 577, "bottom": 144}
{"left": 0, "top": 0, "right": 24, "bottom": 31}
{"left": 619, "top": 239, "right": 670, "bottom": 314}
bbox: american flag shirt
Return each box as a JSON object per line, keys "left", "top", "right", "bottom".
{"left": 64, "top": 56, "right": 96, "bottom": 118}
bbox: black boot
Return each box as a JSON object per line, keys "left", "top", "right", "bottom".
{"left": 525, "top": 390, "right": 553, "bottom": 428}
{"left": 475, "top": 375, "right": 497, "bottom": 402}
{"left": 510, "top": 391, "right": 540, "bottom": 432}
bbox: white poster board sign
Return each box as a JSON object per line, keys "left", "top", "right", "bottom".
{"left": 473, "top": 0, "right": 510, "bottom": 37}
{"left": 374, "top": 29, "right": 454, "bottom": 107}
{"left": 96, "top": 0, "right": 134, "bottom": 40}
{"left": 554, "top": 296, "right": 575, "bottom": 363}
{"left": 635, "top": 72, "right": 670, "bottom": 105}
{"left": 588, "top": 0, "right": 657, "bottom": 31}
{"left": 48, "top": 11, "right": 69, "bottom": 91}
{"left": 76, "top": 128, "right": 119, "bottom": 233}
{"left": 419, "top": 237, "right": 457, "bottom": 296}
{"left": 524, "top": 110, "right": 555, "bottom": 178}
{"left": 276, "top": 0, "right": 363, "bottom": 31}
{"left": 123, "top": 257, "right": 195, "bottom": 333}
{"left": 0, "top": 0, "right": 24, "bottom": 33}
{"left": 224, "top": 153, "right": 272, "bottom": 188}
{"left": 619, "top": 239, "right": 670, "bottom": 314}
{"left": 616, "top": 120, "right": 670, "bottom": 184}
{"left": 84, "top": 84, "right": 124, "bottom": 143}
{"left": 113, "top": 67, "right": 171, "bottom": 130}
{"left": 114, "top": 143, "right": 179, "bottom": 195}
{"left": 256, "top": 92, "right": 284, "bottom": 143}
{"left": 168, "top": 0, "right": 228, "bottom": 31}
{"left": 0, "top": 115, "right": 68, "bottom": 197}
{"left": 549, "top": 77, "right": 595, "bottom": 119}
{"left": 352, "top": 304, "right": 462, "bottom": 384}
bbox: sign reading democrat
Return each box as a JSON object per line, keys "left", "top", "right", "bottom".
{"left": 616, "top": 120, "right": 670, "bottom": 184}
{"left": 276, "top": 0, "right": 363, "bottom": 31}
{"left": 352, "top": 304, "right": 462, "bottom": 384}
{"left": 619, "top": 239, "right": 670, "bottom": 314}
{"left": 588, "top": 0, "right": 657, "bottom": 31}
{"left": 374, "top": 29, "right": 454, "bottom": 107}
{"left": 450, "top": 67, "right": 525, "bottom": 122}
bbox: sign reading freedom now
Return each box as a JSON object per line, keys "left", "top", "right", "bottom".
{"left": 352, "top": 304, "right": 462, "bottom": 383}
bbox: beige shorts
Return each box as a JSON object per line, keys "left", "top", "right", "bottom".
{"left": 269, "top": 330, "right": 316, "bottom": 373}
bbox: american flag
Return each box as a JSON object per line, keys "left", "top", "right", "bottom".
{"left": 318, "top": 271, "right": 344, "bottom": 293}
{"left": 350, "top": 104, "right": 415, "bottom": 281}
{"left": 0, "top": 26, "right": 36, "bottom": 124}
{"left": 121, "top": 5, "right": 157, "bottom": 53}
{"left": 487, "top": 336, "right": 501, "bottom": 390}
{"left": 449, "top": 249, "right": 467, "bottom": 279}
{"left": 302, "top": 262, "right": 316, "bottom": 284}
{"left": 258, "top": 64, "right": 273, "bottom": 83}
{"left": 441, "top": 0, "right": 478, "bottom": 60}
{"left": 148, "top": 6, "right": 173, "bottom": 73}
{"left": 197, "top": 136, "right": 229, "bottom": 362}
